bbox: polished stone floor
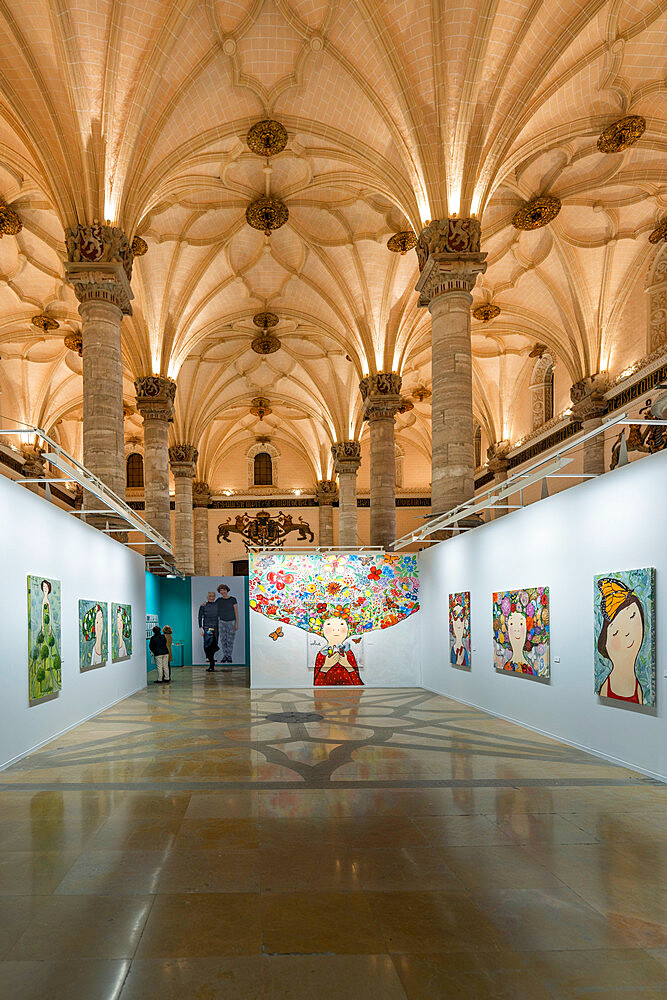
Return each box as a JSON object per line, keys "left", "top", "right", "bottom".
{"left": 0, "top": 668, "right": 665, "bottom": 999}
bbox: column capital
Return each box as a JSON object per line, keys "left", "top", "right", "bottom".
{"left": 332, "top": 440, "right": 361, "bottom": 474}
{"left": 360, "top": 372, "right": 403, "bottom": 421}
{"left": 65, "top": 224, "right": 135, "bottom": 315}
{"left": 169, "top": 442, "right": 198, "bottom": 477}
{"left": 569, "top": 373, "right": 610, "bottom": 422}
{"left": 21, "top": 445, "right": 45, "bottom": 479}
{"left": 486, "top": 440, "right": 511, "bottom": 476}
{"left": 192, "top": 480, "right": 211, "bottom": 507}
{"left": 316, "top": 479, "right": 338, "bottom": 504}
{"left": 415, "top": 218, "right": 487, "bottom": 307}
{"left": 135, "top": 375, "right": 177, "bottom": 421}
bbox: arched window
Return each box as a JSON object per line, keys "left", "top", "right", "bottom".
{"left": 473, "top": 422, "right": 482, "bottom": 468}
{"left": 253, "top": 451, "right": 273, "bottom": 486}
{"left": 530, "top": 354, "right": 555, "bottom": 431}
{"left": 126, "top": 452, "right": 144, "bottom": 488}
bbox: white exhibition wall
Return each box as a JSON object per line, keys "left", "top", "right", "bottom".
{"left": 0, "top": 475, "right": 146, "bottom": 769}
{"left": 419, "top": 449, "right": 667, "bottom": 781}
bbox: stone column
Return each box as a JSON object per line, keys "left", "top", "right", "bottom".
{"left": 135, "top": 376, "right": 176, "bottom": 541}
{"left": 415, "top": 219, "right": 487, "bottom": 515}
{"left": 169, "top": 444, "right": 198, "bottom": 575}
{"left": 193, "top": 480, "right": 211, "bottom": 576}
{"left": 360, "top": 372, "right": 403, "bottom": 549}
{"left": 570, "top": 374, "right": 610, "bottom": 476}
{"left": 486, "top": 441, "right": 511, "bottom": 518}
{"left": 65, "top": 224, "right": 135, "bottom": 497}
{"left": 316, "top": 479, "right": 338, "bottom": 546}
{"left": 332, "top": 440, "right": 362, "bottom": 546}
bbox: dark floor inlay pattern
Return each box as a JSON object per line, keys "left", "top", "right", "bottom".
{"left": 264, "top": 711, "right": 325, "bottom": 724}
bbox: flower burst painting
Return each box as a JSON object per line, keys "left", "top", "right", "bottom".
{"left": 594, "top": 568, "right": 655, "bottom": 707}
{"left": 78, "top": 600, "right": 108, "bottom": 671}
{"left": 449, "top": 592, "right": 471, "bottom": 669}
{"left": 27, "top": 575, "right": 62, "bottom": 702}
{"left": 493, "top": 586, "right": 550, "bottom": 679}
{"left": 111, "top": 603, "right": 132, "bottom": 662}
{"left": 249, "top": 552, "right": 419, "bottom": 686}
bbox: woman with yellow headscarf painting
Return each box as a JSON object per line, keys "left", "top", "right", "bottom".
{"left": 595, "top": 569, "right": 656, "bottom": 707}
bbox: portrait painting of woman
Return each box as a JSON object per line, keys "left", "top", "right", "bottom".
{"left": 111, "top": 603, "right": 132, "bottom": 661}
{"left": 493, "top": 587, "right": 550, "bottom": 679}
{"left": 595, "top": 570, "right": 655, "bottom": 707}
{"left": 79, "top": 600, "right": 108, "bottom": 670}
{"left": 27, "top": 575, "right": 62, "bottom": 702}
{"left": 449, "top": 592, "right": 471, "bottom": 669}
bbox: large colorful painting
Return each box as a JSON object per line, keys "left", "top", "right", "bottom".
{"left": 449, "top": 592, "right": 471, "bottom": 669}
{"left": 111, "top": 602, "right": 132, "bottom": 662}
{"left": 594, "top": 568, "right": 656, "bottom": 707}
{"left": 78, "top": 600, "right": 108, "bottom": 671}
{"left": 493, "top": 587, "right": 550, "bottom": 679}
{"left": 27, "top": 575, "right": 62, "bottom": 701}
{"left": 249, "top": 552, "right": 419, "bottom": 686}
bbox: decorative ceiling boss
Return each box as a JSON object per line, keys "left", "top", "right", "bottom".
{"left": 31, "top": 315, "right": 60, "bottom": 332}
{"left": 0, "top": 205, "right": 22, "bottom": 237}
{"left": 246, "top": 197, "right": 289, "bottom": 236}
{"left": 597, "top": 115, "right": 646, "bottom": 154}
{"left": 251, "top": 311, "right": 281, "bottom": 355}
{"left": 472, "top": 303, "right": 501, "bottom": 323}
{"left": 512, "top": 195, "right": 561, "bottom": 231}
{"left": 246, "top": 119, "right": 288, "bottom": 157}
{"left": 131, "top": 236, "right": 148, "bottom": 256}
{"left": 64, "top": 331, "right": 83, "bottom": 356}
{"left": 250, "top": 396, "right": 272, "bottom": 420}
{"left": 649, "top": 218, "right": 667, "bottom": 244}
{"left": 387, "top": 231, "right": 417, "bottom": 254}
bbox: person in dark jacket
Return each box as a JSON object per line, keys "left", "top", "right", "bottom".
{"left": 149, "top": 626, "right": 170, "bottom": 683}
{"left": 198, "top": 592, "right": 220, "bottom": 671}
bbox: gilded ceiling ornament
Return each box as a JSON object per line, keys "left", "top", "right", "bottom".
{"left": 398, "top": 397, "right": 415, "bottom": 413}
{"left": 247, "top": 119, "right": 288, "bottom": 157}
{"left": 596, "top": 116, "right": 646, "bottom": 154}
{"left": 32, "top": 314, "right": 60, "bottom": 332}
{"left": 387, "top": 231, "right": 417, "bottom": 254}
{"left": 246, "top": 197, "right": 289, "bottom": 236}
{"left": 131, "top": 236, "right": 148, "bottom": 256}
{"left": 529, "top": 342, "right": 548, "bottom": 358}
{"left": 0, "top": 204, "right": 22, "bottom": 237}
{"left": 411, "top": 385, "right": 431, "bottom": 403}
{"left": 648, "top": 218, "right": 667, "bottom": 244}
{"left": 512, "top": 196, "right": 561, "bottom": 231}
{"left": 472, "top": 303, "right": 501, "bottom": 323}
{"left": 63, "top": 331, "right": 83, "bottom": 356}
{"left": 253, "top": 311, "right": 279, "bottom": 329}
{"left": 251, "top": 334, "right": 281, "bottom": 355}
{"left": 250, "top": 396, "right": 272, "bottom": 420}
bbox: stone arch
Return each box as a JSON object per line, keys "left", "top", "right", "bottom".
{"left": 646, "top": 243, "right": 667, "bottom": 353}
{"left": 246, "top": 441, "right": 280, "bottom": 489}
{"left": 530, "top": 353, "right": 555, "bottom": 431}
{"left": 126, "top": 452, "right": 144, "bottom": 488}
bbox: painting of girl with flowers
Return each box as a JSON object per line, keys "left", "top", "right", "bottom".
{"left": 249, "top": 552, "right": 419, "bottom": 686}
{"left": 493, "top": 587, "right": 550, "bottom": 679}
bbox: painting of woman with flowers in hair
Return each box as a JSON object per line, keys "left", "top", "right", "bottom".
{"left": 249, "top": 553, "right": 419, "bottom": 686}
{"left": 79, "top": 600, "right": 108, "bottom": 670}
{"left": 493, "top": 587, "right": 550, "bottom": 678}
{"left": 449, "top": 592, "right": 471, "bottom": 669}
{"left": 594, "top": 569, "right": 655, "bottom": 707}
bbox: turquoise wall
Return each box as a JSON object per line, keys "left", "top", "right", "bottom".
{"left": 158, "top": 577, "right": 193, "bottom": 665}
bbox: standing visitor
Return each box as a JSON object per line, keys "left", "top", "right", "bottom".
{"left": 149, "top": 626, "right": 170, "bottom": 684}
{"left": 215, "top": 584, "right": 238, "bottom": 666}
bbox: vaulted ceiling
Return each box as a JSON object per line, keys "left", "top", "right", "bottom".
{"left": 0, "top": 0, "right": 665, "bottom": 485}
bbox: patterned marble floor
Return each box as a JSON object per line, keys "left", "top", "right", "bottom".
{"left": 0, "top": 667, "right": 664, "bottom": 999}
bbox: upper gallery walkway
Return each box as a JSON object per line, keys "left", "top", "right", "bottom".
{"left": 0, "top": 669, "right": 664, "bottom": 999}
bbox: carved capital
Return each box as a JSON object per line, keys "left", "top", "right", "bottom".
{"left": 414, "top": 218, "right": 486, "bottom": 307}
{"left": 360, "top": 371, "right": 403, "bottom": 421}
{"left": 135, "top": 375, "right": 177, "bottom": 422}
{"left": 169, "top": 443, "right": 198, "bottom": 476}
{"left": 316, "top": 479, "right": 338, "bottom": 504}
{"left": 486, "top": 440, "right": 511, "bottom": 476}
{"left": 21, "top": 445, "right": 45, "bottom": 479}
{"left": 332, "top": 440, "right": 361, "bottom": 474}
{"left": 192, "top": 480, "right": 211, "bottom": 507}
{"left": 570, "top": 374, "right": 610, "bottom": 422}
{"left": 65, "top": 224, "right": 135, "bottom": 315}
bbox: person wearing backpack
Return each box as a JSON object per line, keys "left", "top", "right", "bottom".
{"left": 149, "top": 626, "right": 170, "bottom": 683}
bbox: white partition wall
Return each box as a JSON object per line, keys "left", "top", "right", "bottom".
{"left": 419, "top": 450, "right": 667, "bottom": 781}
{"left": 0, "top": 475, "right": 146, "bottom": 769}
